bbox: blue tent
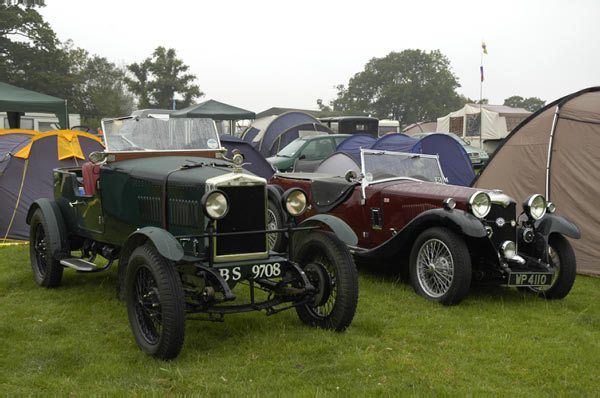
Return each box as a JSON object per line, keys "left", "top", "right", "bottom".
{"left": 411, "top": 134, "right": 475, "bottom": 186}
{"left": 370, "top": 133, "right": 418, "bottom": 152}
{"left": 220, "top": 134, "right": 276, "bottom": 180}
{"left": 334, "top": 133, "right": 475, "bottom": 186}
{"left": 242, "top": 112, "right": 332, "bottom": 157}
{"left": 334, "top": 134, "right": 377, "bottom": 162}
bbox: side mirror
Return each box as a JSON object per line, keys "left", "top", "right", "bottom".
{"left": 465, "top": 140, "right": 471, "bottom": 145}
{"left": 88, "top": 151, "right": 108, "bottom": 165}
{"left": 344, "top": 169, "right": 358, "bottom": 182}
{"left": 298, "top": 154, "right": 306, "bottom": 160}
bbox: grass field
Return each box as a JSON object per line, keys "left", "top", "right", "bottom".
{"left": 1, "top": 243, "right": 599, "bottom": 395}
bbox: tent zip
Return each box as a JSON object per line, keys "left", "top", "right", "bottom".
{"left": 545, "top": 105, "right": 560, "bottom": 200}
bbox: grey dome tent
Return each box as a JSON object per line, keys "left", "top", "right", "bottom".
{"left": 0, "top": 130, "right": 104, "bottom": 241}
{"left": 472, "top": 86, "right": 600, "bottom": 276}
{"left": 241, "top": 111, "right": 332, "bottom": 157}
{"left": 314, "top": 152, "right": 361, "bottom": 176}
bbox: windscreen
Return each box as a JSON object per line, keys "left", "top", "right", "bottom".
{"left": 102, "top": 117, "right": 220, "bottom": 152}
{"left": 362, "top": 150, "right": 445, "bottom": 183}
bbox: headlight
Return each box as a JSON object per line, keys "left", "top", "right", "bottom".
{"left": 202, "top": 190, "right": 229, "bottom": 220}
{"left": 282, "top": 188, "right": 308, "bottom": 217}
{"left": 501, "top": 241, "right": 516, "bottom": 259}
{"left": 547, "top": 201, "right": 556, "bottom": 213}
{"left": 468, "top": 191, "right": 491, "bottom": 219}
{"left": 523, "top": 194, "right": 546, "bottom": 220}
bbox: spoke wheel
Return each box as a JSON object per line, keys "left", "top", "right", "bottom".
{"left": 294, "top": 231, "right": 358, "bottom": 331}
{"left": 125, "top": 243, "right": 186, "bottom": 360}
{"left": 529, "top": 234, "right": 576, "bottom": 299}
{"left": 267, "top": 199, "right": 286, "bottom": 252}
{"left": 29, "top": 208, "right": 63, "bottom": 287}
{"left": 409, "top": 227, "right": 471, "bottom": 305}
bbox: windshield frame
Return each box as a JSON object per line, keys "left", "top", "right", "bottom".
{"left": 101, "top": 116, "right": 222, "bottom": 153}
{"left": 359, "top": 149, "right": 446, "bottom": 194}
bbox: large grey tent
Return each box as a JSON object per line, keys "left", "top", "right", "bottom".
{"left": 0, "top": 130, "right": 103, "bottom": 241}
{"left": 171, "top": 99, "right": 255, "bottom": 120}
{"left": 472, "top": 87, "right": 600, "bottom": 276}
{"left": 0, "top": 82, "right": 69, "bottom": 129}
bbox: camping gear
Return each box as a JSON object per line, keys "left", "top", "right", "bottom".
{"left": 0, "top": 82, "right": 69, "bottom": 129}
{"left": 0, "top": 130, "right": 103, "bottom": 241}
{"left": 472, "top": 86, "right": 600, "bottom": 276}
{"left": 241, "top": 112, "right": 332, "bottom": 157}
{"left": 219, "top": 134, "right": 276, "bottom": 180}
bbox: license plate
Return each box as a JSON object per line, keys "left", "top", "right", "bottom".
{"left": 216, "top": 262, "right": 283, "bottom": 282}
{"left": 508, "top": 272, "right": 553, "bottom": 287}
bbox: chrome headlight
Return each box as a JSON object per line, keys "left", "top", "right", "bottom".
{"left": 468, "top": 191, "right": 491, "bottom": 219}
{"left": 443, "top": 197, "right": 456, "bottom": 210}
{"left": 547, "top": 201, "right": 556, "bottom": 213}
{"left": 523, "top": 194, "right": 546, "bottom": 220}
{"left": 501, "top": 241, "right": 516, "bottom": 260}
{"left": 282, "top": 188, "right": 308, "bottom": 217}
{"left": 202, "top": 190, "right": 229, "bottom": 220}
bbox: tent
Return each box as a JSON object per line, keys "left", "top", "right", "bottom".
{"left": 436, "top": 104, "right": 530, "bottom": 153}
{"left": 335, "top": 133, "right": 475, "bottom": 186}
{"left": 472, "top": 86, "right": 600, "bottom": 276}
{"left": 0, "top": 82, "right": 69, "bottom": 129}
{"left": 241, "top": 111, "right": 332, "bottom": 157}
{"left": 402, "top": 121, "right": 437, "bottom": 135}
{"left": 334, "top": 134, "right": 377, "bottom": 162}
{"left": 172, "top": 99, "right": 255, "bottom": 136}
{"left": 0, "top": 130, "right": 104, "bottom": 241}
{"left": 219, "top": 134, "right": 276, "bottom": 180}
{"left": 314, "top": 152, "right": 361, "bottom": 176}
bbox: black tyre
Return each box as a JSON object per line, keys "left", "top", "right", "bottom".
{"left": 529, "top": 234, "right": 576, "bottom": 299}
{"left": 29, "top": 208, "right": 64, "bottom": 287}
{"left": 125, "top": 243, "right": 186, "bottom": 360}
{"left": 267, "top": 199, "right": 286, "bottom": 252}
{"left": 294, "top": 231, "right": 358, "bottom": 331}
{"left": 409, "top": 227, "right": 471, "bottom": 305}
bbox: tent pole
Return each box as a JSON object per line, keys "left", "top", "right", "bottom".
{"left": 65, "top": 99, "right": 70, "bottom": 129}
{"left": 545, "top": 105, "right": 560, "bottom": 200}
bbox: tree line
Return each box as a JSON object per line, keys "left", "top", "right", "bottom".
{"left": 1, "top": 3, "right": 545, "bottom": 130}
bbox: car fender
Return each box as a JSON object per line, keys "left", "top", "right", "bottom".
{"left": 298, "top": 214, "right": 358, "bottom": 246}
{"left": 534, "top": 213, "right": 581, "bottom": 239}
{"left": 26, "top": 198, "right": 68, "bottom": 257}
{"left": 355, "top": 208, "right": 487, "bottom": 259}
{"left": 124, "top": 227, "right": 185, "bottom": 262}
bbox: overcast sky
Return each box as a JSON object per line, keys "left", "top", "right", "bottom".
{"left": 40, "top": 0, "right": 599, "bottom": 114}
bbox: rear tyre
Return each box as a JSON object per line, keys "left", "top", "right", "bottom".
{"left": 29, "top": 208, "right": 64, "bottom": 287}
{"left": 294, "top": 231, "right": 358, "bottom": 331}
{"left": 529, "top": 234, "right": 576, "bottom": 299}
{"left": 409, "top": 227, "right": 471, "bottom": 305}
{"left": 125, "top": 243, "right": 186, "bottom": 360}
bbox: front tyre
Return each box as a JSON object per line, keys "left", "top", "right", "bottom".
{"left": 125, "top": 243, "right": 186, "bottom": 360}
{"left": 294, "top": 231, "right": 358, "bottom": 331}
{"left": 267, "top": 199, "right": 286, "bottom": 252}
{"left": 409, "top": 227, "right": 471, "bottom": 305}
{"left": 29, "top": 208, "right": 63, "bottom": 287}
{"left": 529, "top": 234, "right": 576, "bottom": 299}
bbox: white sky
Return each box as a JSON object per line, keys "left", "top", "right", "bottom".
{"left": 40, "top": 0, "right": 600, "bottom": 114}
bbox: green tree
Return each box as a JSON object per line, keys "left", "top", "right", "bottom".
{"left": 503, "top": 95, "right": 545, "bottom": 112}
{"left": 330, "top": 50, "right": 462, "bottom": 127}
{"left": 126, "top": 47, "right": 203, "bottom": 109}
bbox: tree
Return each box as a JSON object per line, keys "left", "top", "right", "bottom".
{"left": 503, "top": 96, "right": 545, "bottom": 112}
{"left": 329, "top": 50, "right": 463, "bottom": 127}
{"left": 126, "top": 47, "right": 203, "bottom": 109}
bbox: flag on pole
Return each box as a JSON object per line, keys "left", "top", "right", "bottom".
{"left": 482, "top": 42, "right": 488, "bottom": 54}
{"left": 480, "top": 66, "right": 484, "bottom": 82}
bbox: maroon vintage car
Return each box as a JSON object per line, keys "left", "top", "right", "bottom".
{"left": 270, "top": 149, "right": 580, "bottom": 305}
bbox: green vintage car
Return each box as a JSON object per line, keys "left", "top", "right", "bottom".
{"left": 26, "top": 116, "right": 358, "bottom": 360}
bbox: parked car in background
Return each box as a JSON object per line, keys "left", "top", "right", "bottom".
{"left": 411, "top": 132, "right": 489, "bottom": 167}
{"left": 267, "top": 134, "right": 351, "bottom": 172}
{"left": 270, "top": 149, "right": 579, "bottom": 306}
{"left": 319, "top": 116, "right": 379, "bottom": 137}
{"left": 377, "top": 120, "right": 400, "bottom": 137}
{"left": 26, "top": 116, "right": 359, "bottom": 359}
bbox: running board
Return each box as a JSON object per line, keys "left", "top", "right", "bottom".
{"left": 60, "top": 258, "right": 101, "bottom": 272}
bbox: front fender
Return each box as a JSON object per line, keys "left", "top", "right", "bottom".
{"left": 535, "top": 213, "right": 581, "bottom": 239}
{"left": 124, "top": 227, "right": 184, "bottom": 262}
{"left": 299, "top": 214, "right": 358, "bottom": 246}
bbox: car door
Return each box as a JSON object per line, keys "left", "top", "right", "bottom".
{"left": 293, "top": 137, "right": 335, "bottom": 172}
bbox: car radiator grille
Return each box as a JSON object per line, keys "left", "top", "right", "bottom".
{"left": 485, "top": 202, "right": 517, "bottom": 249}
{"left": 215, "top": 185, "right": 266, "bottom": 256}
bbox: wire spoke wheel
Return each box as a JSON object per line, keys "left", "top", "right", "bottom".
{"left": 133, "top": 266, "right": 163, "bottom": 345}
{"left": 28, "top": 208, "right": 64, "bottom": 287}
{"left": 32, "top": 223, "right": 49, "bottom": 279}
{"left": 527, "top": 234, "right": 576, "bottom": 300}
{"left": 267, "top": 207, "right": 279, "bottom": 251}
{"left": 416, "top": 238, "right": 454, "bottom": 298}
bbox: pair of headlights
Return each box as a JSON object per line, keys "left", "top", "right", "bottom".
{"left": 464, "top": 192, "right": 554, "bottom": 220}
{"left": 201, "top": 187, "right": 308, "bottom": 220}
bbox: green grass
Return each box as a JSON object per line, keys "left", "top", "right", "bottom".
{"left": 1, "top": 244, "right": 599, "bottom": 395}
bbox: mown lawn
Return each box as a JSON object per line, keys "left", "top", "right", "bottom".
{"left": 1, "top": 244, "right": 599, "bottom": 395}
